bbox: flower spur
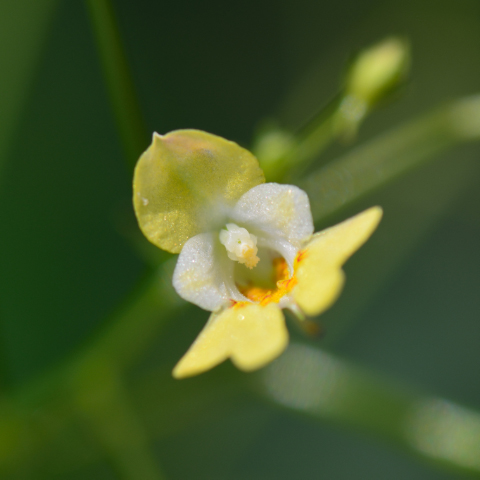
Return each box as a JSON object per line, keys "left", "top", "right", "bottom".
{"left": 133, "top": 130, "right": 382, "bottom": 378}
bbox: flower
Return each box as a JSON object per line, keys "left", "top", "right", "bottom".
{"left": 133, "top": 129, "right": 382, "bottom": 378}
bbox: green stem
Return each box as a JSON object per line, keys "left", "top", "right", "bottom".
{"left": 255, "top": 343, "right": 480, "bottom": 476}
{"left": 282, "top": 115, "right": 337, "bottom": 180}
{"left": 302, "top": 95, "right": 480, "bottom": 223}
{"left": 258, "top": 92, "right": 376, "bottom": 183}
{"left": 321, "top": 156, "right": 480, "bottom": 347}
{"left": 86, "top": 0, "right": 148, "bottom": 170}
{"left": 258, "top": 95, "right": 345, "bottom": 182}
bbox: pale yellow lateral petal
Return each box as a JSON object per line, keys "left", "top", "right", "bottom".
{"left": 294, "top": 206, "right": 382, "bottom": 316}
{"left": 173, "top": 303, "right": 288, "bottom": 378}
{"left": 133, "top": 130, "right": 265, "bottom": 253}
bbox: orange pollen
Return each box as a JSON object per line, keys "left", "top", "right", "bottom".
{"left": 295, "top": 249, "right": 307, "bottom": 267}
{"left": 238, "top": 256, "right": 301, "bottom": 306}
{"left": 231, "top": 300, "right": 249, "bottom": 310}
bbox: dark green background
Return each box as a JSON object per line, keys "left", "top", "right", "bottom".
{"left": 0, "top": 0, "right": 479, "bottom": 478}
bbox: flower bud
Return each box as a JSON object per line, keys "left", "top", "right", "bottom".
{"left": 345, "top": 37, "right": 410, "bottom": 107}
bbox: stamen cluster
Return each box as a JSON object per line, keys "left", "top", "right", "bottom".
{"left": 219, "top": 223, "right": 259, "bottom": 269}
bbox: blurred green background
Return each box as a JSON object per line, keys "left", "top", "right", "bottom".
{"left": 0, "top": 0, "right": 480, "bottom": 478}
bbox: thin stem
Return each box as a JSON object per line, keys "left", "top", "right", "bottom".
{"left": 255, "top": 343, "right": 480, "bottom": 477}
{"left": 258, "top": 91, "right": 379, "bottom": 183}
{"left": 86, "top": 0, "right": 148, "bottom": 171}
{"left": 321, "top": 157, "right": 480, "bottom": 348}
{"left": 257, "top": 95, "right": 346, "bottom": 182}
{"left": 302, "top": 95, "right": 480, "bottom": 224}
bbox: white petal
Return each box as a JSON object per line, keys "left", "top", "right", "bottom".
{"left": 231, "top": 183, "right": 314, "bottom": 269}
{"left": 172, "top": 233, "right": 246, "bottom": 311}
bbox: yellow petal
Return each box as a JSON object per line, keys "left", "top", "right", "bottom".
{"left": 293, "top": 206, "right": 382, "bottom": 316}
{"left": 173, "top": 303, "right": 288, "bottom": 378}
{"left": 133, "top": 130, "right": 265, "bottom": 253}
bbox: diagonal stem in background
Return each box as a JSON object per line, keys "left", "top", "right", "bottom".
{"left": 256, "top": 343, "right": 480, "bottom": 477}
{"left": 86, "top": 0, "right": 148, "bottom": 171}
{"left": 302, "top": 95, "right": 480, "bottom": 223}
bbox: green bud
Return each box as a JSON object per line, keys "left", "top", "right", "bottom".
{"left": 253, "top": 129, "right": 295, "bottom": 166}
{"left": 346, "top": 37, "right": 410, "bottom": 107}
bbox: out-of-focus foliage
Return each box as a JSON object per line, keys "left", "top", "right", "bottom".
{"left": 0, "top": 0, "right": 480, "bottom": 479}
{"left": 0, "top": 0, "right": 57, "bottom": 174}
